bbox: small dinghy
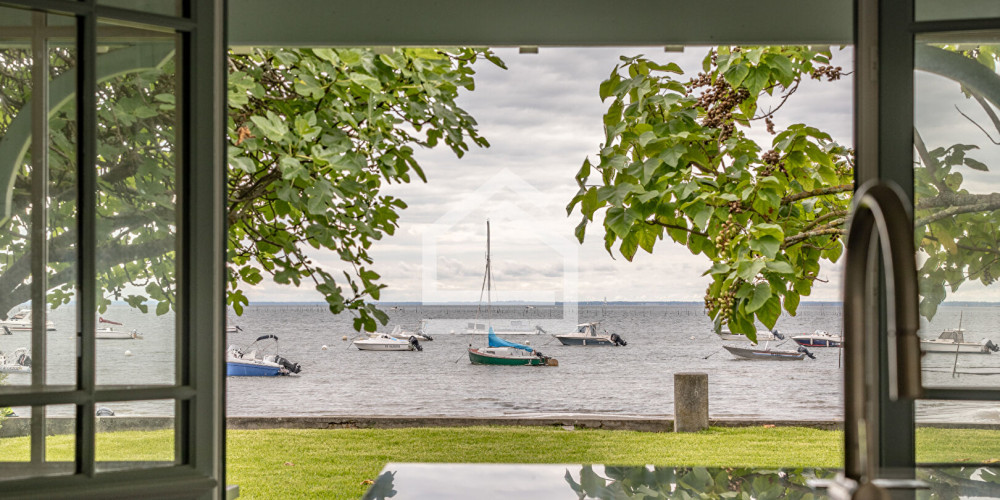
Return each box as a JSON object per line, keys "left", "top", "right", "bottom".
{"left": 353, "top": 332, "right": 422, "bottom": 351}
{"left": 0, "top": 347, "right": 32, "bottom": 374}
{"left": 723, "top": 343, "right": 814, "bottom": 361}
{"left": 226, "top": 334, "right": 301, "bottom": 376}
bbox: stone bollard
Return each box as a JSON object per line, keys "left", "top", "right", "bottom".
{"left": 674, "top": 372, "right": 709, "bottom": 432}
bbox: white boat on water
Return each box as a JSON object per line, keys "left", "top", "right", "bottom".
{"left": 0, "top": 347, "right": 32, "bottom": 374}
{"left": 921, "top": 328, "right": 998, "bottom": 354}
{"left": 722, "top": 343, "right": 814, "bottom": 361}
{"left": 353, "top": 332, "right": 422, "bottom": 351}
{"left": 465, "top": 320, "right": 546, "bottom": 335}
{"left": 791, "top": 330, "right": 843, "bottom": 348}
{"left": 1, "top": 309, "right": 55, "bottom": 332}
{"left": 226, "top": 334, "right": 301, "bottom": 376}
{"left": 96, "top": 317, "right": 142, "bottom": 339}
{"left": 96, "top": 327, "right": 143, "bottom": 340}
{"left": 554, "top": 322, "right": 627, "bottom": 346}
{"left": 390, "top": 321, "right": 433, "bottom": 341}
{"left": 716, "top": 328, "right": 782, "bottom": 343}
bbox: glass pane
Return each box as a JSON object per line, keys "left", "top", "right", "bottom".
{"left": 0, "top": 404, "right": 76, "bottom": 479}
{"left": 94, "top": 22, "right": 179, "bottom": 387}
{"left": 98, "top": 0, "right": 182, "bottom": 18}
{"left": 914, "top": 33, "right": 1000, "bottom": 390}
{"left": 95, "top": 398, "right": 176, "bottom": 471}
{"left": 916, "top": 400, "right": 1000, "bottom": 464}
{"left": 0, "top": 9, "right": 78, "bottom": 392}
{"left": 916, "top": 0, "right": 1000, "bottom": 22}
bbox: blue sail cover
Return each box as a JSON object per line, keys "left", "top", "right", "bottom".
{"left": 487, "top": 327, "right": 533, "bottom": 352}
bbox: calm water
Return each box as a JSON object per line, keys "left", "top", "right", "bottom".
{"left": 4, "top": 303, "right": 1000, "bottom": 422}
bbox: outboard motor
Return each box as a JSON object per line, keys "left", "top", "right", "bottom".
{"left": 409, "top": 336, "right": 423, "bottom": 351}
{"left": 96, "top": 407, "right": 115, "bottom": 416}
{"left": 1, "top": 325, "right": 11, "bottom": 335}
{"left": 984, "top": 339, "right": 999, "bottom": 353}
{"left": 797, "top": 346, "right": 816, "bottom": 359}
{"left": 273, "top": 355, "right": 301, "bottom": 374}
{"left": 772, "top": 329, "right": 785, "bottom": 340}
{"left": 609, "top": 332, "right": 627, "bottom": 346}
{"left": 16, "top": 352, "right": 31, "bottom": 367}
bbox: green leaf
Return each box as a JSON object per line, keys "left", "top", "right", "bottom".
{"left": 746, "top": 282, "right": 772, "bottom": 313}
{"left": 749, "top": 235, "right": 781, "bottom": 259}
{"left": 737, "top": 259, "right": 766, "bottom": 280}
{"left": 765, "top": 260, "right": 794, "bottom": 274}
{"left": 723, "top": 63, "right": 750, "bottom": 89}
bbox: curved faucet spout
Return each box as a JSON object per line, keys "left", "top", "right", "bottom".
{"left": 842, "top": 181, "right": 922, "bottom": 484}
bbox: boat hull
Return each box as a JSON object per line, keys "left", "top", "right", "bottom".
{"left": 792, "top": 338, "right": 842, "bottom": 348}
{"left": 226, "top": 361, "right": 281, "bottom": 376}
{"left": 354, "top": 342, "right": 413, "bottom": 351}
{"left": 555, "top": 336, "right": 614, "bottom": 346}
{"left": 723, "top": 345, "right": 805, "bottom": 361}
{"left": 96, "top": 330, "right": 143, "bottom": 340}
{"left": 0, "top": 365, "right": 31, "bottom": 374}
{"left": 468, "top": 348, "right": 555, "bottom": 366}
{"left": 920, "top": 341, "right": 991, "bottom": 354}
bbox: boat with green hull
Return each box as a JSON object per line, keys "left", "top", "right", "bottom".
{"left": 467, "top": 221, "right": 558, "bottom": 367}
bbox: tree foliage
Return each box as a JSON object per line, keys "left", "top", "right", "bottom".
{"left": 0, "top": 45, "right": 504, "bottom": 331}
{"left": 570, "top": 45, "right": 1000, "bottom": 339}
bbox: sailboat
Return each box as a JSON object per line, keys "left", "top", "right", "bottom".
{"left": 466, "top": 221, "right": 557, "bottom": 367}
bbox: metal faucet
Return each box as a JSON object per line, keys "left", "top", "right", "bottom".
{"left": 838, "top": 181, "right": 923, "bottom": 499}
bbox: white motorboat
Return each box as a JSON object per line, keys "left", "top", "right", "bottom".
{"left": 1, "top": 309, "right": 55, "bottom": 332}
{"left": 920, "top": 328, "right": 998, "bottom": 354}
{"left": 716, "top": 328, "right": 782, "bottom": 343}
{"left": 722, "top": 343, "right": 815, "bottom": 361}
{"left": 0, "top": 347, "right": 32, "bottom": 374}
{"left": 226, "top": 334, "right": 301, "bottom": 376}
{"left": 791, "top": 330, "right": 843, "bottom": 348}
{"left": 353, "top": 332, "right": 422, "bottom": 351}
{"left": 554, "top": 322, "right": 627, "bottom": 346}
{"left": 96, "top": 327, "right": 143, "bottom": 340}
{"left": 390, "top": 321, "right": 433, "bottom": 341}
{"left": 465, "top": 320, "right": 545, "bottom": 335}
{"left": 95, "top": 317, "right": 142, "bottom": 339}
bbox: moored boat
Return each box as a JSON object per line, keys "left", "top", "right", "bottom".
{"left": 96, "top": 327, "right": 143, "bottom": 340}
{"left": 390, "top": 321, "right": 433, "bottom": 341}
{"left": 226, "top": 334, "right": 301, "bottom": 376}
{"left": 353, "top": 332, "right": 422, "bottom": 351}
{"left": 920, "top": 328, "right": 998, "bottom": 354}
{"left": 723, "top": 344, "right": 814, "bottom": 361}
{"left": 468, "top": 327, "right": 557, "bottom": 366}
{"left": 0, "top": 347, "right": 32, "bottom": 374}
{"left": 464, "top": 320, "right": 545, "bottom": 336}
{"left": 554, "top": 322, "right": 626, "bottom": 346}
{"left": 716, "top": 328, "right": 782, "bottom": 343}
{"left": 466, "top": 221, "right": 557, "bottom": 367}
{"left": 791, "top": 330, "right": 843, "bottom": 348}
{"left": 1, "top": 309, "right": 55, "bottom": 332}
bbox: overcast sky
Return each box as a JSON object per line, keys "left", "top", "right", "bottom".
{"left": 243, "top": 45, "right": 1000, "bottom": 305}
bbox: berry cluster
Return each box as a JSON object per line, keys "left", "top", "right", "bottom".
{"left": 714, "top": 214, "right": 742, "bottom": 253}
{"left": 811, "top": 65, "right": 843, "bottom": 81}
{"left": 760, "top": 148, "right": 786, "bottom": 176}
{"left": 765, "top": 117, "right": 776, "bottom": 135}
{"left": 689, "top": 70, "right": 750, "bottom": 142}
{"left": 704, "top": 283, "right": 738, "bottom": 321}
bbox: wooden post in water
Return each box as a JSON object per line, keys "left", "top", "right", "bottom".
{"left": 674, "top": 373, "right": 709, "bottom": 432}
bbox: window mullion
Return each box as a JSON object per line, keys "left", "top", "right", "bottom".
{"left": 75, "top": 5, "right": 97, "bottom": 478}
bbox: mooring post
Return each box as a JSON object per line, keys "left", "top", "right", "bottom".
{"left": 674, "top": 373, "right": 709, "bottom": 432}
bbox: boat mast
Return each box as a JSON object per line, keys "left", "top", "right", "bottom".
{"left": 486, "top": 220, "right": 492, "bottom": 325}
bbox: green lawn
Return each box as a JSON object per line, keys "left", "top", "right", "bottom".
{"left": 1, "top": 426, "right": 998, "bottom": 499}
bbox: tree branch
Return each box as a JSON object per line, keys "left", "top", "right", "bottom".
{"left": 781, "top": 184, "right": 852, "bottom": 205}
